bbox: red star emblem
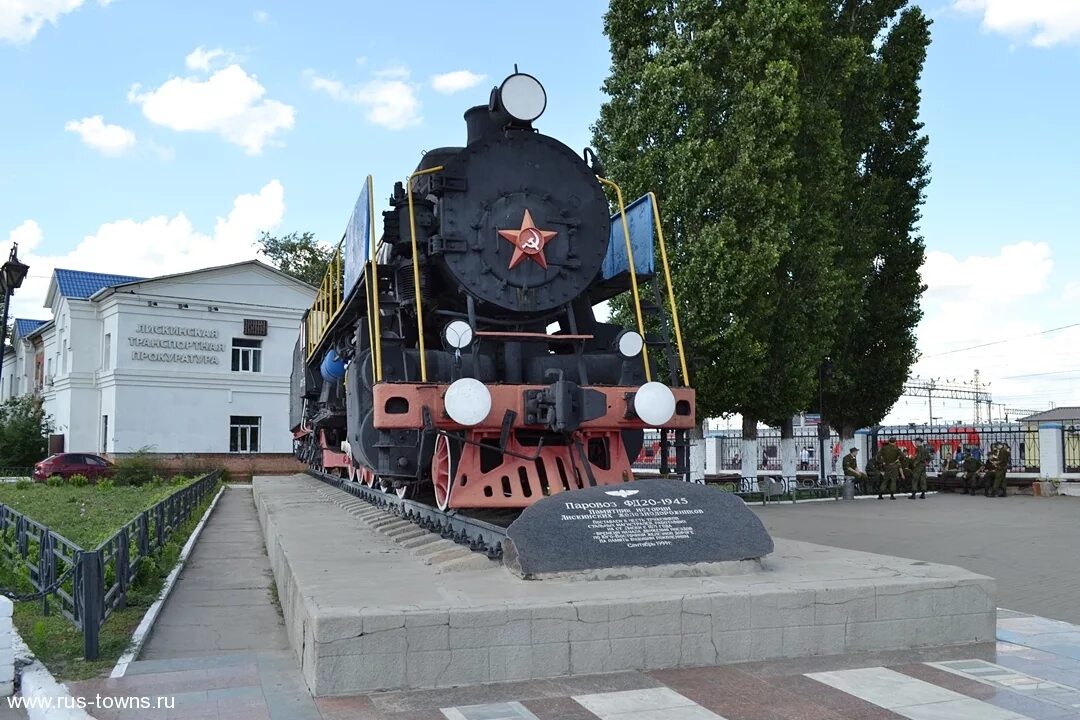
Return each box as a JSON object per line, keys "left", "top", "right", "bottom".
{"left": 498, "top": 209, "right": 557, "bottom": 270}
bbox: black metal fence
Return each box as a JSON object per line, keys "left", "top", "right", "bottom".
{"left": 1066, "top": 423, "right": 1080, "bottom": 474}
{"left": 0, "top": 467, "right": 32, "bottom": 479}
{"left": 874, "top": 424, "right": 1040, "bottom": 473}
{"left": 0, "top": 470, "right": 221, "bottom": 659}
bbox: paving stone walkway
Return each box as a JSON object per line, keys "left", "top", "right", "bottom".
{"left": 69, "top": 485, "right": 319, "bottom": 720}
{"left": 58, "top": 488, "right": 1080, "bottom": 719}
{"left": 65, "top": 610, "right": 1080, "bottom": 719}
{"left": 141, "top": 486, "right": 289, "bottom": 659}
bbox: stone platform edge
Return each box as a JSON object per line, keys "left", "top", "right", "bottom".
{"left": 253, "top": 476, "right": 997, "bottom": 697}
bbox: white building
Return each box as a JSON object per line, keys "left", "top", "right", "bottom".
{"left": 2, "top": 261, "right": 314, "bottom": 470}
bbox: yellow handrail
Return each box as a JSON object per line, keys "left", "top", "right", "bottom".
{"left": 647, "top": 192, "right": 689, "bottom": 385}
{"left": 406, "top": 165, "right": 444, "bottom": 383}
{"left": 366, "top": 176, "right": 383, "bottom": 382}
{"left": 306, "top": 237, "right": 346, "bottom": 360}
{"left": 598, "top": 176, "right": 651, "bottom": 382}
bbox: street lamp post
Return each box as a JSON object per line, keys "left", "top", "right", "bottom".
{"left": 0, "top": 243, "right": 31, "bottom": 398}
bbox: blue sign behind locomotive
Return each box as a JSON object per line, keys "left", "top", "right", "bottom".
{"left": 603, "top": 194, "right": 656, "bottom": 280}
{"left": 342, "top": 177, "right": 373, "bottom": 297}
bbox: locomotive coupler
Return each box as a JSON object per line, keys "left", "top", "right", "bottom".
{"left": 523, "top": 373, "right": 606, "bottom": 432}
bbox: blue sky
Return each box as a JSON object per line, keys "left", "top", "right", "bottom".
{"left": 2, "top": 0, "right": 1079, "bottom": 421}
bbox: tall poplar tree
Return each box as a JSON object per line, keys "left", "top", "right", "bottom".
{"left": 594, "top": 0, "right": 930, "bottom": 437}
{"left": 819, "top": 2, "right": 932, "bottom": 438}
{"left": 593, "top": 0, "right": 847, "bottom": 435}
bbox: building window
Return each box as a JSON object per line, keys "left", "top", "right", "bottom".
{"left": 101, "top": 415, "right": 109, "bottom": 453}
{"left": 230, "top": 416, "right": 261, "bottom": 453}
{"left": 103, "top": 333, "right": 112, "bottom": 370}
{"left": 231, "top": 339, "right": 262, "bottom": 373}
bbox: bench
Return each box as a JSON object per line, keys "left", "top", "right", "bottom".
{"left": 928, "top": 473, "right": 1034, "bottom": 492}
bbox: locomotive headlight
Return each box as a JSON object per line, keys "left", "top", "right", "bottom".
{"left": 616, "top": 330, "right": 644, "bottom": 358}
{"left": 444, "top": 378, "right": 491, "bottom": 426}
{"left": 444, "top": 320, "right": 474, "bottom": 349}
{"left": 499, "top": 72, "right": 547, "bottom": 123}
{"left": 633, "top": 382, "right": 676, "bottom": 427}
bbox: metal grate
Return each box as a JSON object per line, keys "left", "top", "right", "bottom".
{"left": 243, "top": 318, "right": 268, "bottom": 336}
{"left": 1065, "top": 423, "right": 1080, "bottom": 474}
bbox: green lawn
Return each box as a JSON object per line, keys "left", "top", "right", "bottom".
{"left": 0, "top": 479, "right": 196, "bottom": 548}
{"left": 0, "top": 477, "right": 219, "bottom": 680}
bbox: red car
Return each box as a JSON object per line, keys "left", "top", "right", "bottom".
{"left": 33, "top": 453, "right": 115, "bottom": 482}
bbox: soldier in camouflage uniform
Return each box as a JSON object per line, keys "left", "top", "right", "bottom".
{"left": 961, "top": 448, "right": 981, "bottom": 495}
{"left": 991, "top": 442, "right": 1011, "bottom": 497}
{"left": 908, "top": 438, "right": 931, "bottom": 499}
{"left": 866, "top": 451, "right": 882, "bottom": 490}
{"left": 939, "top": 446, "right": 959, "bottom": 491}
{"left": 842, "top": 447, "right": 867, "bottom": 491}
{"left": 876, "top": 438, "right": 902, "bottom": 500}
{"left": 980, "top": 443, "right": 999, "bottom": 496}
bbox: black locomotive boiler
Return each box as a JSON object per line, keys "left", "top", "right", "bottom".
{"left": 291, "top": 71, "right": 694, "bottom": 509}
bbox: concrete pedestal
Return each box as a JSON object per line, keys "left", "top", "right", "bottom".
{"left": 254, "top": 475, "right": 996, "bottom": 697}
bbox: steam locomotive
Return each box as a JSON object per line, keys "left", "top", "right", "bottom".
{"left": 290, "top": 71, "right": 695, "bottom": 509}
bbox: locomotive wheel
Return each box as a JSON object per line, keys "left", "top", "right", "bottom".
{"left": 432, "top": 434, "right": 454, "bottom": 511}
{"left": 346, "top": 459, "right": 356, "bottom": 483}
{"left": 362, "top": 467, "right": 376, "bottom": 487}
{"left": 394, "top": 483, "right": 414, "bottom": 500}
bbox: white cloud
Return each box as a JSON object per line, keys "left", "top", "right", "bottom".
{"left": 0, "top": 0, "right": 103, "bottom": 44}
{"left": 5, "top": 181, "right": 285, "bottom": 319}
{"left": 307, "top": 68, "right": 421, "bottom": 129}
{"left": 129, "top": 64, "right": 295, "bottom": 154}
{"left": 1064, "top": 281, "right": 1080, "bottom": 303}
{"left": 954, "top": 0, "right": 1080, "bottom": 46}
{"left": 921, "top": 241, "right": 1053, "bottom": 304}
{"left": 884, "top": 240, "right": 1080, "bottom": 423}
{"left": 7, "top": 219, "right": 44, "bottom": 254}
{"left": 64, "top": 115, "right": 136, "bottom": 155}
{"left": 431, "top": 70, "right": 486, "bottom": 94}
{"left": 184, "top": 46, "right": 235, "bottom": 72}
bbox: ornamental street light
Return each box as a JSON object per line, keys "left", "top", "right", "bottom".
{"left": 0, "top": 243, "right": 31, "bottom": 397}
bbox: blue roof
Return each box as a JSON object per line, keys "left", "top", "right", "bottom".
{"left": 14, "top": 319, "right": 46, "bottom": 338}
{"left": 54, "top": 269, "right": 144, "bottom": 300}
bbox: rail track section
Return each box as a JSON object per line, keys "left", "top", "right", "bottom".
{"left": 309, "top": 470, "right": 510, "bottom": 560}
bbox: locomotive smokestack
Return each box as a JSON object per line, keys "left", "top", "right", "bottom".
{"left": 464, "top": 105, "right": 502, "bottom": 146}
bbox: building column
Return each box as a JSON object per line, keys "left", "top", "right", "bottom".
{"left": 1039, "top": 422, "right": 1064, "bottom": 479}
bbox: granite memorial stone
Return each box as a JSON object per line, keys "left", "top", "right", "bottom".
{"left": 503, "top": 478, "right": 773, "bottom": 578}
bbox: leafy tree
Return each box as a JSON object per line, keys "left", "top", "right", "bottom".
{"left": 594, "top": 0, "right": 847, "bottom": 437}
{"left": 257, "top": 231, "right": 333, "bottom": 287}
{"left": 818, "top": 3, "right": 932, "bottom": 438}
{"left": 0, "top": 396, "right": 52, "bottom": 467}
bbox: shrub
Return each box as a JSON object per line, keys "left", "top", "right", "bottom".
{"left": 178, "top": 456, "right": 208, "bottom": 477}
{"left": 96, "top": 478, "right": 114, "bottom": 491}
{"left": 170, "top": 474, "right": 190, "bottom": 485}
{"left": 0, "top": 396, "right": 53, "bottom": 467}
{"left": 69, "top": 474, "right": 89, "bottom": 487}
{"left": 14, "top": 479, "right": 30, "bottom": 490}
{"left": 113, "top": 447, "right": 166, "bottom": 487}
{"left": 46, "top": 475, "right": 64, "bottom": 487}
